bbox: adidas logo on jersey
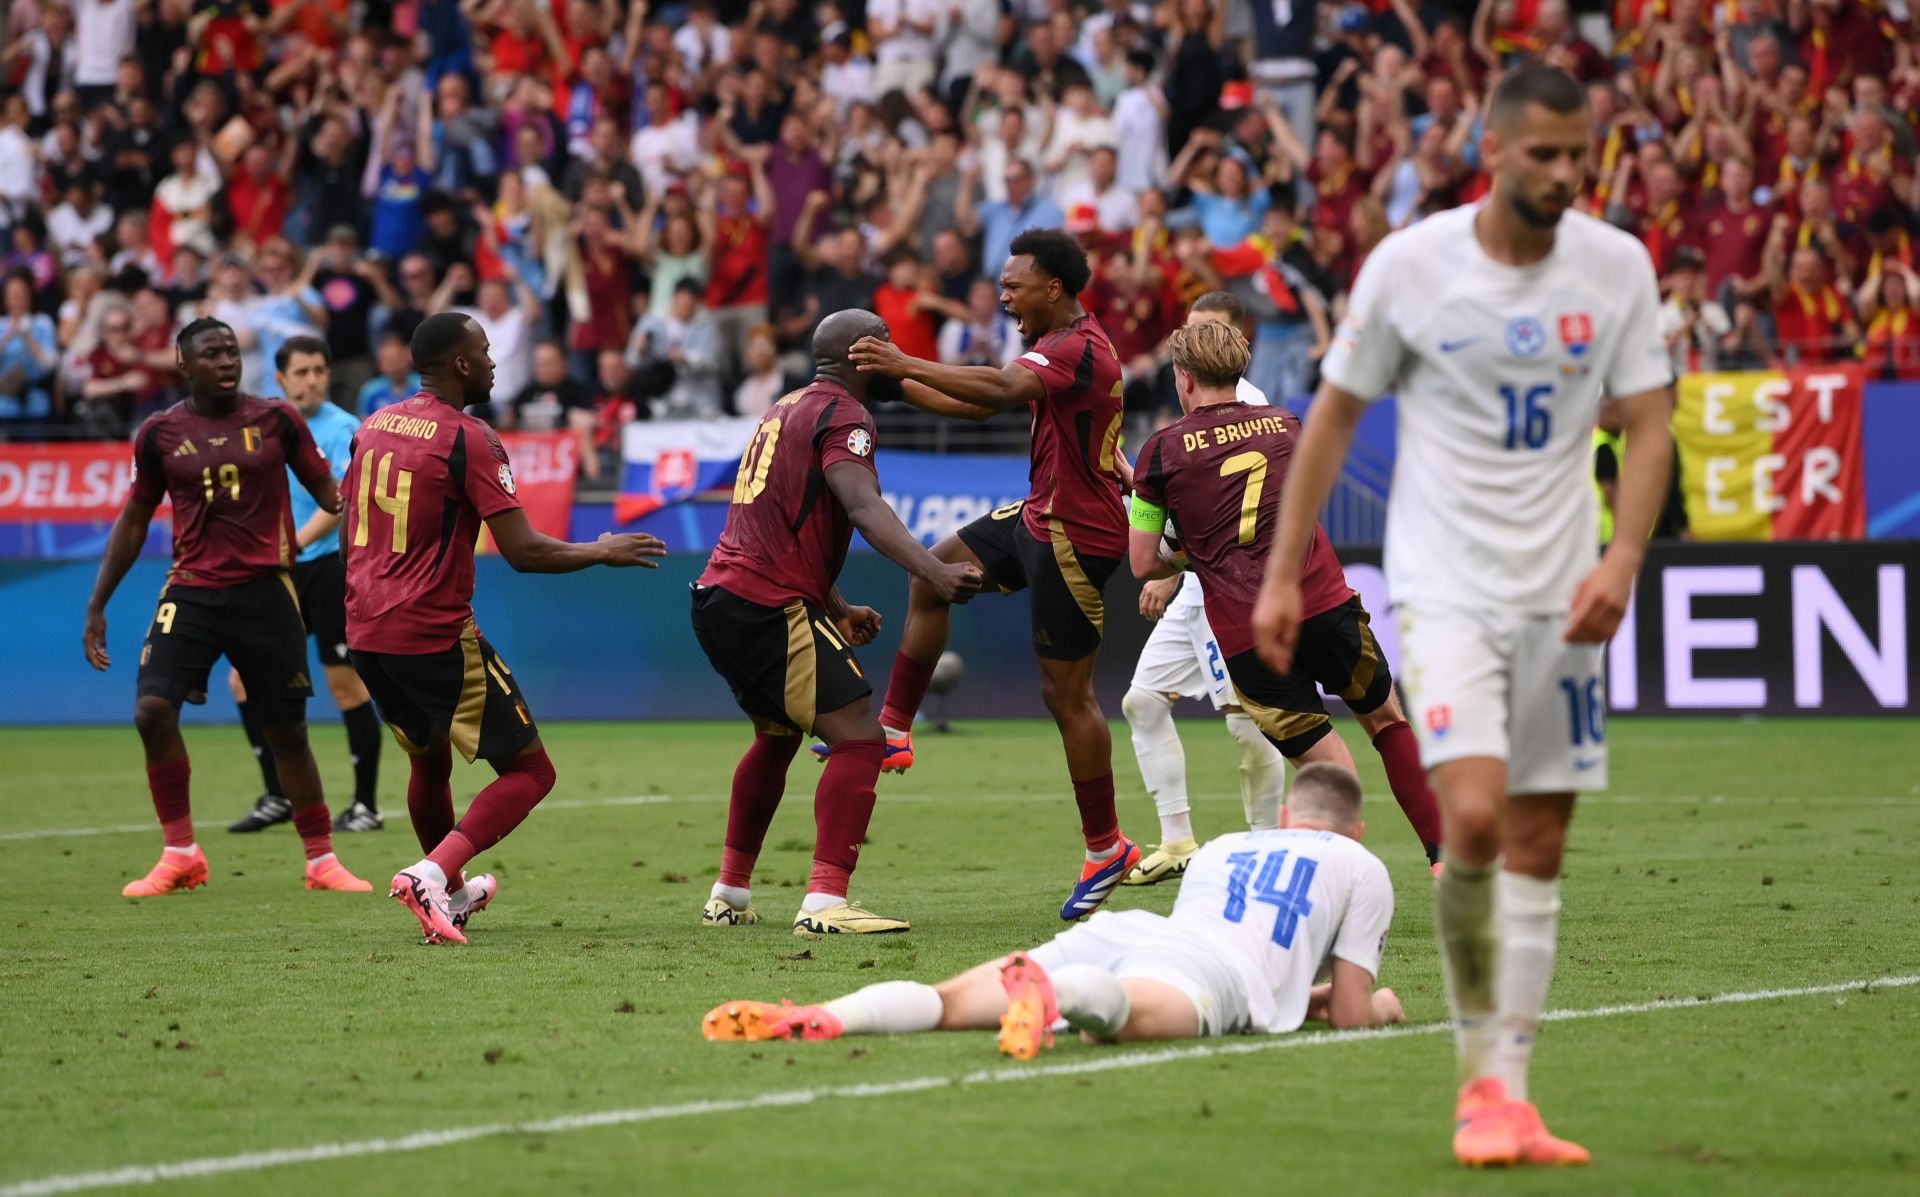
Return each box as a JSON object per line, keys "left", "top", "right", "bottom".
{"left": 173, "top": 440, "right": 197, "bottom": 456}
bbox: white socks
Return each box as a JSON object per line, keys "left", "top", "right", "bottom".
{"left": 1492, "top": 871, "right": 1561, "bottom": 1102}
{"left": 800, "top": 892, "right": 844, "bottom": 913}
{"left": 1053, "top": 964, "right": 1132, "bottom": 1039}
{"left": 1225, "top": 712, "right": 1285, "bottom": 829}
{"left": 1122, "top": 687, "right": 1191, "bottom": 843}
{"left": 711, "top": 882, "right": 751, "bottom": 909}
{"left": 1434, "top": 859, "right": 1498, "bottom": 1084}
{"left": 163, "top": 843, "right": 199, "bottom": 857}
{"left": 823, "top": 981, "right": 944, "bottom": 1035}
{"left": 411, "top": 860, "right": 449, "bottom": 890}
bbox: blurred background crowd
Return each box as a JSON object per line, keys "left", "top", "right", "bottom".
{"left": 0, "top": 0, "right": 1915, "bottom": 489}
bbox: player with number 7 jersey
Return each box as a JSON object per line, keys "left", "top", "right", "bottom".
{"left": 343, "top": 313, "right": 667, "bottom": 944}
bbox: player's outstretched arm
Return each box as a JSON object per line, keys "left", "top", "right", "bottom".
{"left": 1127, "top": 527, "right": 1183, "bottom": 581}
{"left": 1565, "top": 383, "right": 1674, "bottom": 644}
{"left": 1253, "top": 383, "right": 1367, "bottom": 673}
{"left": 484, "top": 508, "right": 667, "bottom": 573}
{"left": 849, "top": 335, "right": 1042, "bottom": 414}
{"left": 825, "top": 461, "right": 983, "bottom": 604}
{"left": 83, "top": 498, "right": 159, "bottom": 671}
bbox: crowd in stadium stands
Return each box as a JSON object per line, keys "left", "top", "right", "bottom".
{"left": 0, "top": 0, "right": 1915, "bottom": 477}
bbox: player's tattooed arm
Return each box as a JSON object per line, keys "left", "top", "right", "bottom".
{"left": 83, "top": 497, "right": 160, "bottom": 671}
{"left": 848, "top": 336, "right": 1042, "bottom": 414}
{"left": 825, "top": 461, "right": 983, "bottom": 604}
{"left": 483, "top": 508, "right": 668, "bottom": 572}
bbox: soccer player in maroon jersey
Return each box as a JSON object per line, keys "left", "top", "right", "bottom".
{"left": 1126, "top": 321, "right": 1437, "bottom": 869}
{"left": 346, "top": 312, "right": 666, "bottom": 944}
{"left": 82, "top": 318, "right": 371, "bottom": 897}
{"left": 693, "top": 310, "right": 984, "bottom": 936}
{"left": 846, "top": 227, "right": 1143, "bottom": 921}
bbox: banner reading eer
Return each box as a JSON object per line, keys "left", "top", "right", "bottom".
{"left": 1673, "top": 366, "right": 1866, "bottom": 540}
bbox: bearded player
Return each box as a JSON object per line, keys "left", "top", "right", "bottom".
{"left": 226, "top": 336, "right": 386, "bottom": 836}
{"left": 1121, "top": 295, "right": 1440, "bottom": 886}
{"left": 702, "top": 763, "right": 1401, "bottom": 1052}
{"left": 83, "top": 318, "right": 370, "bottom": 896}
{"left": 1253, "top": 67, "right": 1675, "bottom": 1167}
{"left": 693, "top": 310, "right": 983, "bottom": 937}
{"left": 1128, "top": 322, "right": 1434, "bottom": 882}
{"left": 843, "top": 228, "right": 1142, "bottom": 921}
{"left": 346, "top": 312, "right": 666, "bottom": 944}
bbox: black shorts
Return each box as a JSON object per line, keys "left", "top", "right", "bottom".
{"left": 956, "top": 500, "right": 1120, "bottom": 661}
{"left": 137, "top": 572, "right": 313, "bottom": 723}
{"left": 292, "top": 553, "right": 349, "bottom": 667}
{"left": 1224, "top": 595, "right": 1395, "bottom": 758}
{"left": 349, "top": 621, "right": 539, "bottom": 763}
{"left": 690, "top": 584, "right": 871, "bottom": 736}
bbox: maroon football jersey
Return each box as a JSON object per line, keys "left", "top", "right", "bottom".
{"left": 1011, "top": 313, "right": 1129, "bottom": 559}
{"left": 128, "top": 395, "right": 332, "bottom": 587}
{"left": 342, "top": 392, "right": 522, "bottom": 653}
{"left": 699, "top": 379, "right": 877, "bottom": 609}
{"left": 1132, "top": 402, "right": 1353, "bottom": 657}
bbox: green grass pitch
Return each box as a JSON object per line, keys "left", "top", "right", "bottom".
{"left": 2, "top": 717, "right": 1917, "bottom": 1196}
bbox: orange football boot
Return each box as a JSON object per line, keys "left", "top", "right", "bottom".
{"left": 1510, "top": 1100, "right": 1592, "bottom": 1166}
{"left": 702, "top": 1000, "right": 844, "bottom": 1042}
{"left": 305, "top": 854, "right": 372, "bottom": 892}
{"left": 122, "top": 846, "right": 209, "bottom": 897}
{"left": 1453, "top": 1077, "right": 1521, "bottom": 1167}
{"left": 997, "top": 951, "right": 1060, "bottom": 1061}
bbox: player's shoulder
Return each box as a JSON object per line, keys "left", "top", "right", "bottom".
{"left": 1557, "top": 208, "right": 1657, "bottom": 267}
{"left": 133, "top": 401, "right": 188, "bottom": 441}
{"left": 1370, "top": 205, "right": 1474, "bottom": 265}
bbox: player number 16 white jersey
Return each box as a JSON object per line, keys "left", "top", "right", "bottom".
{"left": 1169, "top": 828, "right": 1394, "bottom": 1033}
{"left": 1320, "top": 205, "right": 1673, "bottom": 613}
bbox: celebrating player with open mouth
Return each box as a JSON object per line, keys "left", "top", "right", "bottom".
{"left": 84, "top": 318, "right": 370, "bottom": 897}
{"left": 840, "top": 228, "right": 1143, "bottom": 921}
{"left": 344, "top": 312, "right": 667, "bottom": 944}
{"left": 702, "top": 763, "right": 1401, "bottom": 1052}
{"left": 1253, "top": 66, "right": 1677, "bottom": 1167}
{"left": 692, "top": 310, "right": 983, "bottom": 937}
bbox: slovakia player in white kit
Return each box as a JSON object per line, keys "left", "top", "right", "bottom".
{"left": 701, "top": 764, "right": 1404, "bottom": 1053}
{"left": 1253, "top": 68, "right": 1675, "bottom": 1168}
{"left": 1121, "top": 292, "right": 1290, "bottom": 884}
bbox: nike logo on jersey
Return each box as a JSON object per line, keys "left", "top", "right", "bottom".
{"left": 1438, "top": 338, "right": 1479, "bottom": 354}
{"left": 1573, "top": 756, "right": 1604, "bottom": 771}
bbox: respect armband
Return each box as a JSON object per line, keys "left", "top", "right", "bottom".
{"left": 1128, "top": 495, "right": 1167, "bottom": 532}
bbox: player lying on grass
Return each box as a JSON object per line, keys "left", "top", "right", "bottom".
{"left": 1127, "top": 322, "right": 1442, "bottom": 878}
{"left": 692, "top": 310, "right": 983, "bottom": 937}
{"left": 85, "top": 318, "right": 370, "bottom": 897}
{"left": 1120, "top": 295, "right": 1441, "bottom": 887}
{"left": 346, "top": 312, "right": 667, "bottom": 944}
{"left": 703, "top": 763, "right": 1402, "bottom": 1054}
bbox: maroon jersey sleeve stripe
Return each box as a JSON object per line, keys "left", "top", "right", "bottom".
{"left": 427, "top": 426, "right": 468, "bottom": 573}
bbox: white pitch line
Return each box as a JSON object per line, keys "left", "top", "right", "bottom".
{"left": 1, "top": 974, "right": 1913, "bottom": 1197}
{"left": 5, "top": 789, "right": 1913, "bottom": 842}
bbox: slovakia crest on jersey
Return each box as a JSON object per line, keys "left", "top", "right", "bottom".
{"left": 1505, "top": 316, "right": 1546, "bottom": 358}
{"left": 846, "top": 428, "right": 873, "bottom": 457}
{"left": 1559, "top": 312, "right": 1594, "bottom": 358}
{"left": 1426, "top": 704, "right": 1452, "bottom": 738}
{"left": 498, "top": 464, "right": 517, "bottom": 495}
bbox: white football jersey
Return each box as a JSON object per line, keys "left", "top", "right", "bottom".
{"left": 1321, "top": 205, "right": 1672, "bottom": 613}
{"left": 1167, "top": 376, "right": 1272, "bottom": 617}
{"left": 1168, "top": 828, "right": 1394, "bottom": 1033}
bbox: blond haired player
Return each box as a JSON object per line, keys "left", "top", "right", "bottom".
{"left": 1252, "top": 66, "right": 1676, "bottom": 1167}
{"left": 701, "top": 764, "right": 1402, "bottom": 1053}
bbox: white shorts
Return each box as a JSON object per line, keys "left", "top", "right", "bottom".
{"left": 1130, "top": 607, "right": 1237, "bottom": 711}
{"left": 1029, "top": 909, "right": 1250, "bottom": 1037}
{"left": 1393, "top": 602, "right": 1608, "bottom": 794}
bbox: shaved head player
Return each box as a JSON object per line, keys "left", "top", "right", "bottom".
{"left": 694, "top": 310, "right": 983, "bottom": 936}
{"left": 842, "top": 227, "right": 1143, "bottom": 922}
{"left": 348, "top": 312, "right": 666, "bottom": 944}
{"left": 84, "top": 318, "right": 370, "bottom": 897}
{"left": 1254, "top": 66, "right": 1676, "bottom": 1167}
